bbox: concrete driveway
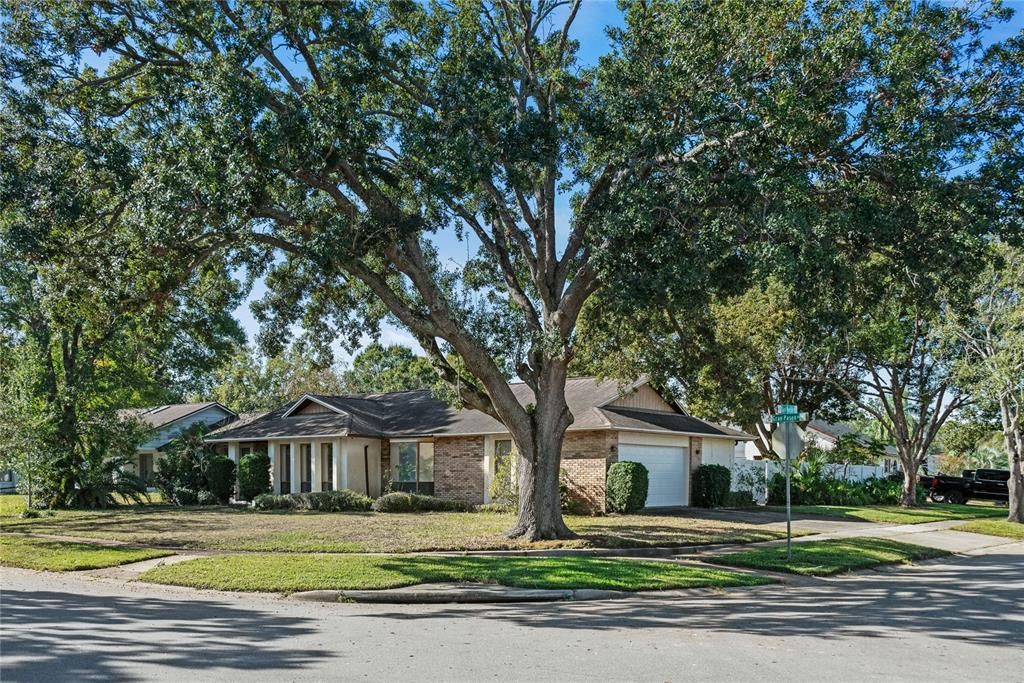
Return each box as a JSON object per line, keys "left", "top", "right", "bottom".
{"left": 2, "top": 542, "right": 1022, "bottom": 682}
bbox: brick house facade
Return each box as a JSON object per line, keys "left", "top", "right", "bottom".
{"left": 206, "top": 378, "right": 752, "bottom": 510}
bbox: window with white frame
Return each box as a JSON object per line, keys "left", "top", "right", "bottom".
{"left": 392, "top": 441, "right": 434, "bottom": 494}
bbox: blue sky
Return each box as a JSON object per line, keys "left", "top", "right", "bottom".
{"left": 233, "top": 1, "right": 1024, "bottom": 364}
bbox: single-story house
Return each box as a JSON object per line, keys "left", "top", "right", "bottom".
{"left": 205, "top": 377, "right": 753, "bottom": 511}
{"left": 120, "top": 402, "right": 238, "bottom": 482}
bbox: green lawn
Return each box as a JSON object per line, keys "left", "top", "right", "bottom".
{"left": 140, "top": 553, "right": 774, "bottom": 593}
{"left": 770, "top": 504, "right": 1007, "bottom": 525}
{"left": 0, "top": 535, "right": 174, "bottom": 571}
{"left": 1, "top": 506, "right": 792, "bottom": 553}
{"left": 707, "top": 537, "right": 948, "bottom": 576}
{"left": 951, "top": 519, "right": 1024, "bottom": 540}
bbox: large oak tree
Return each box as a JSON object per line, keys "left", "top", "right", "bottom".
{"left": 3, "top": 0, "right": 1018, "bottom": 536}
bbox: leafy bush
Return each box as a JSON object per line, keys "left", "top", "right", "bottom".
{"left": 154, "top": 426, "right": 236, "bottom": 505}
{"left": 606, "top": 462, "right": 649, "bottom": 513}
{"left": 767, "top": 454, "right": 926, "bottom": 506}
{"left": 19, "top": 508, "right": 40, "bottom": 519}
{"left": 238, "top": 452, "right": 271, "bottom": 501}
{"left": 488, "top": 449, "right": 518, "bottom": 508}
{"left": 32, "top": 411, "right": 149, "bottom": 509}
{"left": 196, "top": 490, "right": 218, "bottom": 506}
{"left": 205, "top": 457, "right": 236, "bottom": 504}
{"left": 692, "top": 464, "right": 732, "bottom": 508}
{"left": 477, "top": 502, "right": 515, "bottom": 513}
{"left": 371, "top": 492, "right": 474, "bottom": 513}
{"left": 175, "top": 488, "right": 198, "bottom": 505}
{"left": 252, "top": 489, "right": 372, "bottom": 512}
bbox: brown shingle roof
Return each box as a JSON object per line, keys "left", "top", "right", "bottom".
{"left": 119, "top": 402, "right": 235, "bottom": 430}
{"left": 205, "top": 378, "right": 752, "bottom": 442}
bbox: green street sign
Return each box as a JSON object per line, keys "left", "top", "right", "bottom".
{"left": 777, "top": 404, "right": 799, "bottom": 415}
{"left": 772, "top": 412, "right": 808, "bottom": 423}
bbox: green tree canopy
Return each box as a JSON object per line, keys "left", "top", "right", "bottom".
{"left": 343, "top": 343, "right": 436, "bottom": 394}
{"left": 4, "top": 0, "right": 1019, "bottom": 534}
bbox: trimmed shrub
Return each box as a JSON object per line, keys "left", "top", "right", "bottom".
{"left": 606, "top": 461, "right": 649, "bottom": 513}
{"left": 238, "top": 452, "right": 272, "bottom": 501}
{"left": 724, "top": 490, "right": 756, "bottom": 508}
{"left": 252, "top": 489, "right": 373, "bottom": 512}
{"left": 205, "top": 456, "right": 236, "bottom": 504}
{"left": 371, "top": 492, "right": 474, "bottom": 513}
{"left": 692, "top": 464, "right": 732, "bottom": 508}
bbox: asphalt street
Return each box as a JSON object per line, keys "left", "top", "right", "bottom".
{"left": 2, "top": 544, "right": 1022, "bottom": 682}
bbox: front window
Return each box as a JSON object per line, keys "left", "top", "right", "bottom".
{"left": 392, "top": 441, "right": 434, "bottom": 495}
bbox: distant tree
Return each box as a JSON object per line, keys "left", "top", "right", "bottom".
{"left": 948, "top": 242, "right": 1024, "bottom": 522}
{"left": 207, "top": 345, "right": 345, "bottom": 413}
{"left": 0, "top": 343, "right": 56, "bottom": 508}
{"left": 0, "top": 80, "right": 242, "bottom": 507}
{"left": 574, "top": 278, "right": 858, "bottom": 458}
{"left": 343, "top": 344, "right": 436, "bottom": 394}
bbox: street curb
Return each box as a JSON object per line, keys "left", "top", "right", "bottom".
{"left": 289, "top": 585, "right": 632, "bottom": 604}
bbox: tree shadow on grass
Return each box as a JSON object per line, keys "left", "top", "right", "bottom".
{"left": 356, "top": 551, "right": 1024, "bottom": 647}
{"left": 0, "top": 587, "right": 331, "bottom": 682}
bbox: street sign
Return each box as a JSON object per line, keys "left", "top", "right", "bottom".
{"left": 777, "top": 404, "right": 799, "bottom": 415}
{"left": 771, "top": 412, "right": 808, "bottom": 423}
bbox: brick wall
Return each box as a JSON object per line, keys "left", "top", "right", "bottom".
{"left": 435, "top": 436, "right": 486, "bottom": 503}
{"left": 560, "top": 430, "right": 618, "bottom": 513}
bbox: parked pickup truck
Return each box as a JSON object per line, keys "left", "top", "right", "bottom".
{"left": 920, "top": 469, "right": 1010, "bottom": 505}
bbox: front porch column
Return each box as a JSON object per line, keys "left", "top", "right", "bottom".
{"left": 311, "top": 442, "right": 322, "bottom": 493}
{"left": 482, "top": 439, "right": 492, "bottom": 504}
{"left": 267, "top": 441, "right": 277, "bottom": 493}
{"left": 341, "top": 439, "right": 350, "bottom": 490}
{"left": 289, "top": 439, "right": 301, "bottom": 494}
{"left": 332, "top": 438, "right": 343, "bottom": 492}
{"left": 226, "top": 442, "right": 240, "bottom": 500}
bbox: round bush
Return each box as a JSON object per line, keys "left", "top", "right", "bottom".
{"left": 205, "top": 456, "right": 236, "bottom": 504}
{"left": 692, "top": 464, "right": 731, "bottom": 508}
{"left": 237, "top": 452, "right": 271, "bottom": 501}
{"left": 606, "top": 461, "right": 649, "bottom": 513}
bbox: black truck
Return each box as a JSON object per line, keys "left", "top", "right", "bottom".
{"left": 920, "top": 469, "right": 1010, "bottom": 504}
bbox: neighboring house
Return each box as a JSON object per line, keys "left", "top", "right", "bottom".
{"left": 733, "top": 419, "right": 935, "bottom": 494}
{"left": 205, "top": 377, "right": 753, "bottom": 511}
{"left": 120, "top": 402, "right": 238, "bottom": 482}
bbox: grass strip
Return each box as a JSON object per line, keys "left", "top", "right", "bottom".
{"left": 707, "top": 537, "right": 948, "bottom": 576}
{"left": 140, "top": 553, "right": 775, "bottom": 593}
{"left": 951, "top": 519, "right": 1024, "bottom": 540}
{"left": 0, "top": 535, "right": 174, "bottom": 571}
{"left": 768, "top": 504, "right": 1006, "bottom": 525}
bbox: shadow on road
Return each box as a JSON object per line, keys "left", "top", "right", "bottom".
{"left": 1, "top": 588, "right": 330, "bottom": 681}
{"left": 360, "top": 551, "right": 1024, "bottom": 647}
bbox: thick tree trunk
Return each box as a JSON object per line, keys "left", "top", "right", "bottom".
{"left": 899, "top": 465, "right": 918, "bottom": 507}
{"left": 505, "top": 366, "right": 576, "bottom": 541}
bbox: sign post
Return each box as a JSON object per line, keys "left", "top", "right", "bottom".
{"left": 772, "top": 405, "right": 807, "bottom": 560}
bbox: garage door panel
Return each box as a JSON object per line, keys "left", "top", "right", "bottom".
{"left": 618, "top": 444, "right": 687, "bottom": 507}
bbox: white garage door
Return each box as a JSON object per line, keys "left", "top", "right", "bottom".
{"left": 618, "top": 444, "right": 688, "bottom": 507}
